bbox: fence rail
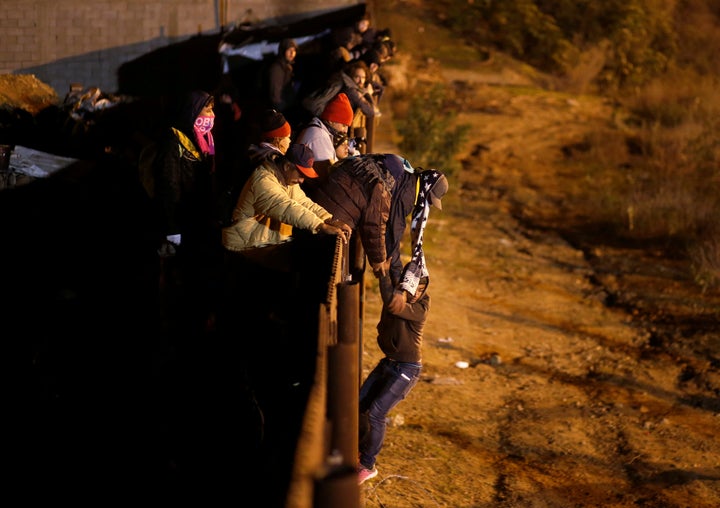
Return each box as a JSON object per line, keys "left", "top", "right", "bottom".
{"left": 282, "top": 229, "right": 368, "bottom": 508}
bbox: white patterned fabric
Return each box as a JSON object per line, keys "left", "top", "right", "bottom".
{"left": 398, "top": 169, "right": 444, "bottom": 295}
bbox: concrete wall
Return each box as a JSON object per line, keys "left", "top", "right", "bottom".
{"left": 0, "top": 0, "right": 362, "bottom": 96}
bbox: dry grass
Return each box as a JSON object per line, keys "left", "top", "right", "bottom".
{"left": 380, "top": 0, "right": 720, "bottom": 290}
{"left": 614, "top": 72, "right": 720, "bottom": 286}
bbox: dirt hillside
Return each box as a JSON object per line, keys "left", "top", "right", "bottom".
{"left": 359, "top": 14, "right": 720, "bottom": 508}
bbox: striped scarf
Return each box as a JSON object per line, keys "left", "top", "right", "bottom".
{"left": 398, "top": 169, "right": 443, "bottom": 295}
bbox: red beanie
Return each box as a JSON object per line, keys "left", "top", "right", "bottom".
{"left": 321, "top": 93, "right": 354, "bottom": 126}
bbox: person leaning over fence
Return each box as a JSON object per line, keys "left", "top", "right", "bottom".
{"left": 305, "top": 153, "right": 399, "bottom": 278}
{"left": 357, "top": 261, "right": 430, "bottom": 485}
{"left": 221, "top": 142, "right": 351, "bottom": 265}
{"left": 216, "top": 108, "right": 294, "bottom": 229}
{"left": 383, "top": 156, "right": 448, "bottom": 312}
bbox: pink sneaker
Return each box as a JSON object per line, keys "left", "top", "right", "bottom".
{"left": 358, "top": 466, "right": 378, "bottom": 485}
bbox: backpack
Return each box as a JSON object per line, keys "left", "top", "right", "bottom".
{"left": 301, "top": 79, "right": 343, "bottom": 117}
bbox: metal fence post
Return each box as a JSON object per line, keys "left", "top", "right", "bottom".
{"left": 317, "top": 280, "right": 361, "bottom": 507}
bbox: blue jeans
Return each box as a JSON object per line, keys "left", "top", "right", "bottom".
{"left": 358, "top": 357, "right": 421, "bottom": 469}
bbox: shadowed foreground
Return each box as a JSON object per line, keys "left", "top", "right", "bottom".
{"left": 1, "top": 154, "right": 336, "bottom": 505}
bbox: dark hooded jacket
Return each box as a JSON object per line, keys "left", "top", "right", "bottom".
{"left": 308, "top": 154, "right": 395, "bottom": 266}
{"left": 384, "top": 158, "right": 417, "bottom": 282}
{"left": 376, "top": 272, "right": 429, "bottom": 363}
{"left": 267, "top": 38, "right": 297, "bottom": 111}
{"left": 153, "top": 89, "right": 215, "bottom": 244}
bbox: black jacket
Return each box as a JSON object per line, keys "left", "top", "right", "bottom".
{"left": 308, "top": 154, "right": 395, "bottom": 266}
{"left": 376, "top": 274, "right": 429, "bottom": 363}
{"left": 153, "top": 90, "right": 214, "bottom": 244}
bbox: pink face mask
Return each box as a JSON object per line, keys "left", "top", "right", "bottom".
{"left": 194, "top": 114, "right": 215, "bottom": 134}
{"left": 194, "top": 114, "right": 215, "bottom": 155}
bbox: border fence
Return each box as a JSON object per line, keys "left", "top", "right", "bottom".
{"left": 290, "top": 85, "right": 377, "bottom": 507}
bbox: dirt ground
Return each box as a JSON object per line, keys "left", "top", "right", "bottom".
{"left": 359, "top": 40, "right": 720, "bottom": 508}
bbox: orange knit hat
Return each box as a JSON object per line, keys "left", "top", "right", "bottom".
{"left": 320, "top": 93, "right": 354, "bottom": 126}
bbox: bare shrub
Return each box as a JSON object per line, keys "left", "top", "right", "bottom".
{"left": 612, "top": 72, "right": 720, "bottom": 285}
{"left": 559, "top": 40, "right": 611, "bottom": 95}
{"left": 689, "top": 233, "right": 720, "bottom": 291}
{"left": 625, "top": 122, "right": 716, "bottom": 231}
{"left": 393, "top": 81, "right": 470, "bottom": 179}
{"left": 624, "top": 70, "right": 720, "bottom": 127}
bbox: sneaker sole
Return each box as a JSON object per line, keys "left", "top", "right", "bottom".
{"left": 359, "top": 469, "right": 378, "bottom": 485}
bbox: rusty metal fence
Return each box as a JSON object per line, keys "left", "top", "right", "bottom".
{"left": 284, "top": 111, "right": 375, "bottom": 508}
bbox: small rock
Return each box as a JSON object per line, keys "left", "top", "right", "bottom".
{"left": 387, "top": 414, "right": 405, "bottom": 427}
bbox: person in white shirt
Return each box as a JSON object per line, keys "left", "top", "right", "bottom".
{"left": 295, "top": 92, "right": 354, "bottom": 179}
